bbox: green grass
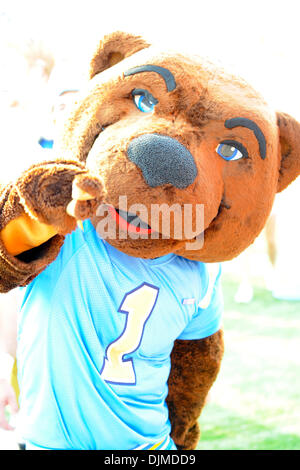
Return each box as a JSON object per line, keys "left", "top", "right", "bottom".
{"left": 197, "top": 275, "right": 300, "bottom": 450}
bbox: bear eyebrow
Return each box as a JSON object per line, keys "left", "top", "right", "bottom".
{"left": 225, "top": 117, "right": 266, "bottom": 160}
{"left": 124, "top": 65, "right": 177, "bottom": 92}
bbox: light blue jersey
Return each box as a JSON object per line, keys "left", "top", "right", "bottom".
{"left": 17, "top": 220, "right": 223, "bottom": 450}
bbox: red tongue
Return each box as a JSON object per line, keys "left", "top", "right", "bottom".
{"left": 108, "top": 206, "right": 153, "bottom": 234}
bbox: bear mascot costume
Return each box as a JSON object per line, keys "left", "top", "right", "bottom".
{"left": 0, "top": 32, "right": 299, "bottom": 450}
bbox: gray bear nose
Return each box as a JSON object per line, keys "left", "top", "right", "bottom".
{"left": 127, "top": 134, "right": 198, "bottom": 189}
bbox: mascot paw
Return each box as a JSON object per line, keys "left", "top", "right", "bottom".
{"left": 16, "top": 160, "right": 104, "bottom": 235}
{"left": 66, "top": 173, "right": 104, "bottom": 224}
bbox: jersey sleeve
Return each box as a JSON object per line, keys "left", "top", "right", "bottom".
{"left": 178, "top": 263, "right": 223, "bottom": 340}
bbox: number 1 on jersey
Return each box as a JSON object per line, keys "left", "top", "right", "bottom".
{"left": 100, "top": 283, "right": 159, "bottom": 385}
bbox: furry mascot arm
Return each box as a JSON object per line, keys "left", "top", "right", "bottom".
{"left": 167, "top": 331, "right": 224, "bottom": 450}
{"left": 0, "top": 160, "right": 103, "bottom": 292}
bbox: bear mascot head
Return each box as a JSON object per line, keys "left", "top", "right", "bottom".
{"left": 58, "top": 31, "right": 300, "bottom": 262}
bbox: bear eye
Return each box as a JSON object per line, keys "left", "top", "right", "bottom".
{"left": 216, "top": 140, "right": 248, "bottom": 161}
{"left": 132, "top": 88, "right": 158, "bottom": 113}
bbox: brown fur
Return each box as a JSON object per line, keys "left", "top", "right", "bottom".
{"left": 167, "top": 331, "right": 224, "bottom": 449}
{"left": 0, "top": 32, "right": 299, "bottom": 449}
{"left": 276, "top": 112, "right": 300, "bottom": 192}
{"left": 89, "top": 32, "right": 150, "bottom": 79}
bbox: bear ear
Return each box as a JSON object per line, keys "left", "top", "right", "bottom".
{"left": 277, "top": 111, "right": 300, "bottom": 192}
{"left": 89, "top": 31, "right": 150, "bottom": 79}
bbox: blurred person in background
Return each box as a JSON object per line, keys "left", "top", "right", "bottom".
{"left": 0, "top": 86, "right": 79, "bottom": 448}
{"left": 0, "top": 38, "right": 55, "bottom": 449}
{"left": 38, "top": 86, "right": 80, "bottom": 150}
{"left": 0, "top": 38, "right": 55, "bottom": 182}
{"left": 0, "top": 36, "right": 79, "bottom": 447}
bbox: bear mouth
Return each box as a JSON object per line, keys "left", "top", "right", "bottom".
{"left": 108, "top": 206, "right": 153, "bottom": 234}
